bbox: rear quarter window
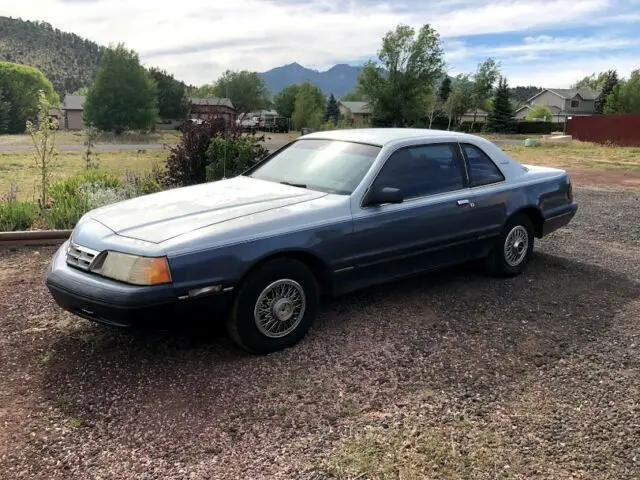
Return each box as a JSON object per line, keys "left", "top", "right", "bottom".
{"left": 461, "top": 143, "right": 505, "bottom": 187}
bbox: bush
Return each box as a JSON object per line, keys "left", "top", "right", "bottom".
{"left": 80, "top": 183, "right": 130, "bottom": 209}
{"left": 123, "top": 160, "right": 165, "bottom": 196}
{"left": 515, "top": 121, "right": 554, "bottom": 135}
{"left": 44, "top": 171, "right": 123, "bottom": 229}
{"left": 205, "top": 133, "right": 267, "bottom": 181}
{"left": 164, "top": 118, "right": 229, "bottom": 187}
{"left": 0, "top": 200, "right": 38, "bottom": 231}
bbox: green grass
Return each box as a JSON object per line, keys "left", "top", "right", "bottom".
{"left": 0, "top": 130, "right": 180, "bottom": 147}
{"left": 502, "top": 141, "right": 640, "bottom": 172}
{"left": 1, "top": 139, "right": 639, "bottom": 201}
{"left": 0, "top": 149, "right": 169, "bottom": 200}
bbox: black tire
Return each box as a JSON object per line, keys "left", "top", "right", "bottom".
{"left": 226, "top": 258, "right": 319, "bottom": 354}
{"left": 485, "top": 213, "right": 535, "bottom": 277}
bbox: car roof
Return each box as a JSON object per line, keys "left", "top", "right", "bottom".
{"left": 300, "top": 128, "right": 476, "bottom": 147}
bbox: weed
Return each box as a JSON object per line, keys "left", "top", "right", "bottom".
{"left": 67, "top": 417, "right": 86, "bottom": 429}
{"left": 40, "top": 350, "right": 55, "bottom": 365}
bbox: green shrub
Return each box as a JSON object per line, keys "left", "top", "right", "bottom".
{"left": 123, "top": 160, "right": 165, "bottom": 196}
{"left": 80, "top": 183, "right": 130, "bottom": 209}
{"left": 165, "top": 117, "right": 229, "bottom": 187}
{"left": 0, "top": 200, "right": 38, "bottom": 231}
{"left": 515, "top": 121, "right": 554, "bottom": 135}
{"left": 205, "top": 133, "right": 267, "bottom": 182}
{"left": 44, "top": 171, "right": 123, "bottom": 229}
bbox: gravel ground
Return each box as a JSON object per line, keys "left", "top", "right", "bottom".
{"left": 0, "top": 186, "right": 639, "bottom": 479}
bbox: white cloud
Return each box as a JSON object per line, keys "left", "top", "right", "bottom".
{"left": 427, "top": 0, "right": 609, "bottom": 37}
{"left": 0, "top": 0, "right": 637, "bottom": 86}
{"left": 503, "top": 54, "right": 639, "bottom": 87}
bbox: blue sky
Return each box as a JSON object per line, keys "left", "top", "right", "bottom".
{"left": 2, "top": 0, "right": 639, "bottom": 87}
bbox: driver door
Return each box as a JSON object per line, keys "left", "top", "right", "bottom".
{"left": 339, "top": 142, "right": 478, "bottom": 291}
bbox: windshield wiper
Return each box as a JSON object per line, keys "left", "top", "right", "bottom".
{"left": 280, "top": 181, "right": 307, "bottom": 189}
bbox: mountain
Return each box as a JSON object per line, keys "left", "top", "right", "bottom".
{"left": 0, "top": 16, "right": 104, "bottom": 95}
{"left": 508, "top": 86, "right": 542, "bottom": 103}
{"left": 260, "top": 62, "right": 363, "bottom": 97}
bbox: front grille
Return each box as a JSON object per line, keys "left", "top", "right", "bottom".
{"left": 66, "top": 243, "right": 100, "bottom": 271}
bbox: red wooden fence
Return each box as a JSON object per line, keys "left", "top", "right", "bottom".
{"left": 565, "top": 114, "right": 640, "bottom": 146}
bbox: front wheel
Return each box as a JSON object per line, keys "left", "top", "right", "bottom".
{"left": 226, "top": 258, "right": 319, "bottom": 354}
{"left": 485, "top": 214, "right": 535, "bottom": 277}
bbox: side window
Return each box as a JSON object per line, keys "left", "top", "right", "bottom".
{"left": 373, "top": 143, "right": 464, "bottom": 199}
{"left": 461, "top": 144, "right": 505, "bottom": 187}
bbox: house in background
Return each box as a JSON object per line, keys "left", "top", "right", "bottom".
{"left": 57, "top": 95, "right": 238, "bottom": 131}
{"left": 62, "top": 95, "right": 86, "bottom": 130}
{"left": 338, "top": 101, "right": 371, "bottom": 125}
{"left": 459, "top": 108, "right": 489, "bottom": 124}
{"left": 188, "top": 97, "right": 235, "bottom": 125}
{"left": 515, "top": 88, "right": 599, "bottom": 123}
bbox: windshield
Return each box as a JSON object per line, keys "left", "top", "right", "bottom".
{"left": 247, "top": 139, "right": 381, "bottom": 195}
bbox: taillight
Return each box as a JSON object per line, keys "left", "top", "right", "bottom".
{"left": 567, "top": 178, "right": 573, "bottom": 202}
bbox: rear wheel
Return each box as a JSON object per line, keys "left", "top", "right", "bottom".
{"left": 485, "top": 214, "right": 534, "bottom": 277}
{"left": 226, "top": 258, "right": 319, "bottom": 354}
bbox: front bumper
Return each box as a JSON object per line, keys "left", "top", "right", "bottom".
{"left": 45, "top": 241, "right": 230, "bottom": 329}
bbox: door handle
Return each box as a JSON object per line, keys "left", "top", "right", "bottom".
{"left": 457, "top": 199, "right": 475, "bottom": 207}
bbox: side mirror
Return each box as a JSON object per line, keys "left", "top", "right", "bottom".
{"left": 364, "top": 186, "right": 404, "bottom": 207}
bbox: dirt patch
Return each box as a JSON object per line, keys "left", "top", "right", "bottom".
{"left": 567, "top": 167, "right": 640, "bottom": 189}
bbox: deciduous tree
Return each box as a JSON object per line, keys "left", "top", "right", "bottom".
{"left": 0, "top": 61, "right": 59, "bottom": 133}
{"left": 526, "top": 104, "right": 553, "bottom": 122}
{"left": 444, "top": 74, "right": 474, "bottom": 129}
{"left": 470, "top": 58, "right": 500, "bottom": 130}
{"left": 357, "top": 23, "right": 444, "bottom": 126}
{"left": 273, "top": 84, "right": 300, "bottom": 118}
{"left": 573, "top": 72, "right": 609, "bottom": 91}
{"left": 84, "top": 44, "right": 158, "bottom": 133}
{"left": 26, "top": 91, "right": 59, "bottom": 207}
{"left": 292, "top": 82, "right": 325, "bottom": 129}
{"left": 340, "top": 90, "right": 364, "bottom": 101}
{"left": 604, "top": 70, "right": 640, "bottom": 114}
{"left": 212, "top": 70, "right": 270, "bottom": 116}
{"left": 0, "top": 88, "right": 10, "bottom": 134}
{"left": 425, "top": 75, "right": 453, "bottom": 128}
{"left": 148, "top": 67, "right": 189, "bottom": 121}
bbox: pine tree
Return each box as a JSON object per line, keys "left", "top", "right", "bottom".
{"left": 325, "top": 93, "right": 340, "bottom": 123}
{"left": 438, "top": 77, "right": 451, "bottom": 103}
{"left": 485, "top": 76, "right": 516, "bottom": 133}
{"left": 594, "top": 70, "right": 618, "bottom": 114}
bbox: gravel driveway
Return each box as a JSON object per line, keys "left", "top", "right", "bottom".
{"left": 1, "top": 186, "right": 639, "bottom": 479}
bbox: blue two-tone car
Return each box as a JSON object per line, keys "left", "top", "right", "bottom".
{"left": 45, "top": 129, "right": 577, "bottom": 353}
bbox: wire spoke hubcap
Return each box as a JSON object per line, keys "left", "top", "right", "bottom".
{"left": 254, "top": 279, "right": 306, "bottom": 339}
{"left": 504, "top": 225, "right": 529, "bottom": 267}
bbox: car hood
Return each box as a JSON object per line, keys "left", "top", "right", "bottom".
{"left": 87, "top": 176, "right": 327, "bottom": 244}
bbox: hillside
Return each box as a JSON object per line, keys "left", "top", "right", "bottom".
{"left": 0, "top": 16, "right": 103, "bottom": 95}
{"left": 260, "top": 62, "right": 363, "bottom": 97}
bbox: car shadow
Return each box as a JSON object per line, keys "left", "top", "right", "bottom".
{"left": 40, "top": 251, "right": 638, "bottom": 439}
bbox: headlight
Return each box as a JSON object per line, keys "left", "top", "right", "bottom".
{"left": 91, "top": 251, "right": 172, "bottom": 286}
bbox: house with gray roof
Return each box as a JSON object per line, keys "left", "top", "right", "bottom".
{"left": 338, "top": 101, "right": 371, "bottom": 125}
{"left": 515, "top": 88, "right": 600, "bottom": 122}
{"left": 62, "top": 94, "right": 86, "bottom": 130}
